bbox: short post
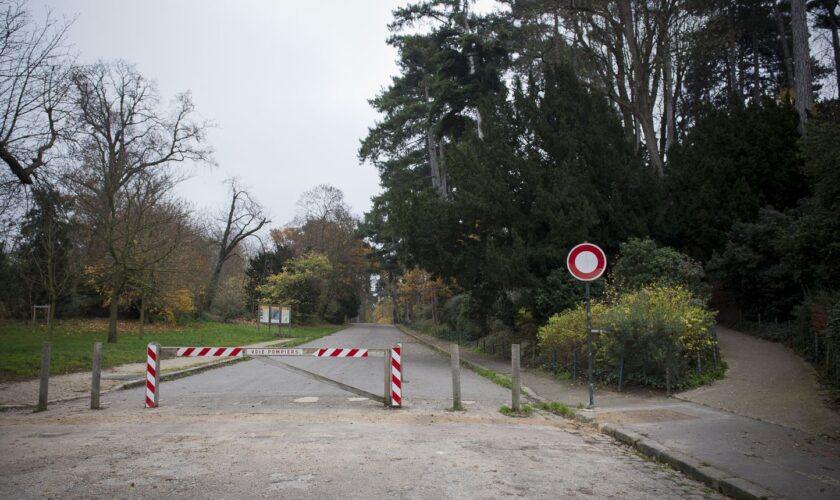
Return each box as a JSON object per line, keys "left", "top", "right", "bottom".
{"left": 145, "top": 342, "right": 161, "bottom": 409}
{"left": 451, "top": 343, "right": 462, "bottom": 410}
{"left": 617, "top": 355, "right": 624, "bottom": 392}
{"left": 512, "top": 344, "right": 521, "bottom": 412}
{"left": 585, "top": 281, "right": 594, "bottom": 409}
{"left": 37, "top": 341, "right": 51, "bottom": 411}
{"left": 665, "top": 365, "right": 671, "bottom": 397}
{"left": 384, "top": 348, "right": 392, "bottom": 407}
{"left": 90, "top": 342, "right": 102, "bottom": 409}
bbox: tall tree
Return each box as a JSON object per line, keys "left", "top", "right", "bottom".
{"left": 17, "top": 187, "right": 78, "bottom": 335}
{"left": 204, "top": 179, "right": 268, "bottom": 312}
{"left": 69, "top": 61, "right": 211, "bottom": 343}
{"left": 0, "top": 0, "right": 72, "bottom": 185}
{"left": 791, "top": 0, "right": 813, "bottom": 130}
{"left": 809, "top": 0, "right": 840, "bottom": 96}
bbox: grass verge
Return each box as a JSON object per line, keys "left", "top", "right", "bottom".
{"left": 536, "top": 401, "right": 575, "bottom": 418}
{"left": 471, "top": 364, "right": 513, "bottom": 389}
{"left": 0, "top": 319, "right": 342, "bottom": 380}
{"left": 499, "top": 404, "right": 534, "bottom": 417}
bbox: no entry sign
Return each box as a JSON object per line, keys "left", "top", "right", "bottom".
{"left": 567, "top": 243, "right": 607, "bottom": 281}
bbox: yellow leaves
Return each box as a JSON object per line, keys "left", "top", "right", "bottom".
{"left": 538, "top": 302, "right": 606, "bottom": 352}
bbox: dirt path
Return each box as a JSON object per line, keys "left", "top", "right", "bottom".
{"left": 678, "top": 325, "right": 840, "bottom": 438}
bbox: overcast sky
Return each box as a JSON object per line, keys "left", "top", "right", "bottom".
{"left": 28, "top": 0, "right": 410, "bottom": 227}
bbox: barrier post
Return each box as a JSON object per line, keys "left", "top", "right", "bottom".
{"left": 384, "top": 348, "right": 392, "bottom": 406}
{"left": 390, "top": 344, "right": 402, "bottom": 407}
{"left": 512, "top": 344, "right": 521, "bottom": 412}
{"left": 90, "top": 342, "right": 102, "bottom": 409}
{"left": 145, "top": 342, "right": 160, "bottom": 408}
{"left": 37, "top": 341, "right": 51, "bottom": 411}
{"left": 451, "top": 343, "right": 462, "bottom": 410}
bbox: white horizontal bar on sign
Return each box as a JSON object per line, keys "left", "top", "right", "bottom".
{"left": 244, "top": 348, "right": 305, "bottom": 356}
{"left": 242, "top": 347, "right": 387, "bottom": 357}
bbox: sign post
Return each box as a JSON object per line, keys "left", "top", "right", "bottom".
{"left": 566, "top": 242, "right": 607, "bottom": 409}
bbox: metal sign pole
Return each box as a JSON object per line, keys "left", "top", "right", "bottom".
{"left": 586, "top": 281, "right": 594, "bottom": 409}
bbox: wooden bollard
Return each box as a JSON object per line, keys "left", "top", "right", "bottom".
{"left": 37, "top": 341, "right": 51, "bottom": 411}
{"left": 512, "top": 344, "right": 521, "bottom": 412}
{"left": 91, "top": 342, "right": 102, "bottom": 409}
{"left": 451, "top": 343, "right": 462, "bottom": 410}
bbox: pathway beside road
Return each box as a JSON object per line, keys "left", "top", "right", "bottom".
{"left": 0, "top": 339, "right": 293, "bottom": 408}
{"left": 400, "top": 325, "right": 840, "bottom": 500}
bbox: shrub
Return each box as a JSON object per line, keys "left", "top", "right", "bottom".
{"left": 538, "top": 285, "right": 719, "bottom": 390}
{"left": 612, "top": 238, "right": 708, "bottom": 301}
{"left": 601, "top": 286, "right": 716, "bottom": 388}
{"left": 538, "top": 301, "right": 607, "bottom": 356}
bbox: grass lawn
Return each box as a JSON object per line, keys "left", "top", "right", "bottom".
{"left": 0, "top": 319, "right": 343, "bottom": 380}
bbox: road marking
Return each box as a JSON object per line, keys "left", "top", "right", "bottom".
{"left": 293, "top": 397, "right": 319, "bottom": 403}
{"left": 348, "top": 397, "right": 369, "bottom": 402}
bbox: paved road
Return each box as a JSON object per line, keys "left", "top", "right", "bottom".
{"left": 145, "top": 323, "right": 511, "bottom": 411}
{"left": 0, "top": 324, "right": 721, "bottom": 498}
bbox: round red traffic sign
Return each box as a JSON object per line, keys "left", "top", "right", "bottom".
{"left": 566, "top": 243, "right": 607, "bottom": 281}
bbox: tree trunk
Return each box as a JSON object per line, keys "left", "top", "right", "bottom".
{"left": 829, "top": 7, "right": 840, "bottom": 98}
{"left": 107, "top": 286, "right": 120, "bottom": 343}
{"left": 616, "top": 0, "right": 663, "bottom": 175}
{"left": 203, "top": 261, "right": 224, "bottom": 312}
{"left": 727, "top": 14, "right": 740, "bottom": 99}
{"left": 790, "top": 0, "right": 812, "bottom": 132}
{"left": 662, "top": 37, "right": 676, "bottom": 154}
{"left": 752, "top": 23, "right": 762, "bottom": 103}
{"left": 47, "top": 297, "right": 55, "bottom": 338}
{"left": 139, "top": 295, "right": 145, "bottom": 340}
{"left": 774, "top": 2, "right": 795, "bottom": 90}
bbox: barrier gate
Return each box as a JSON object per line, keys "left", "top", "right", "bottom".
{"left": 144, "top": 343, "right": 402, "bottom": 409}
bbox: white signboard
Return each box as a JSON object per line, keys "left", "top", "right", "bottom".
{"left": 259, "top": 305, "right": 291, "bottom": 325}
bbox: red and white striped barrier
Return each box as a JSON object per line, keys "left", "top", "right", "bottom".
{"left": 390, "top": 344, "right": 402, "bottom": 407}
{"left": 145, "top": 343, "right": 159, "bottom": 409}
{"left": 176, "top": 347, "right": 243, "bottom": 357}
{"left": 312, "top": 348, "right": 368, "bottom": 358}
{"left": 144, "top": 343, "right": 403, "bottom": 408}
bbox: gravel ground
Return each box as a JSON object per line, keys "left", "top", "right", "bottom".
{"left": 0, "top": 397, "right": 721, "bottom": 499}
{"left": 678, "top": 326, "right": 840, "bottom": 438}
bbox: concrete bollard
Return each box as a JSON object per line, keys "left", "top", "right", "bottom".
{"left": 37, "top": 341, "right": 51, "bottom": 411}
{"left": 451, "top": 343, "right": 462, "bottom": 410}
{"left": 91, "top": 342, "right": 102, "bottom": 409}
{"left": 512, "top": 344, "right": 521, "bottom": 412}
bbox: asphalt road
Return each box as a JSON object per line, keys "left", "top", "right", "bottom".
{"left": 0, "top": 324, "right": 721, "bottom": 499}
{"left": 143, "top": 323, "right": 512, "bottom": 411}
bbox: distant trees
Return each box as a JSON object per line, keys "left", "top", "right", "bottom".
{"left": 68, "top": 61, "right": 212, "bottom": 342}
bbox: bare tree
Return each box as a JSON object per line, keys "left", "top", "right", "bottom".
{"left": 69, "top": 61, "right": 212, "bottom": 343}
{"left": 203, "top": 179, "right": 268, "bottom": 312}
{"left": 0, "top": 0, "right": 72, "bottom": 185}
{"left": 791, "top": 0, "right": 813, "bottom": 131}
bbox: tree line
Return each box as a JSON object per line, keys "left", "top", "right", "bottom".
{"left": 0, "top": 1, "right": 371, "bottom": 342}
{"left": 360, "top": 0, "right": 840, "bottom": 385}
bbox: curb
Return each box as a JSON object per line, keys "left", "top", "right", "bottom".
{"left": 397, "top": 325, "right": 778, "bottom": 500}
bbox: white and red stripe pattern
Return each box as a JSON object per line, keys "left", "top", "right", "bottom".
{"left": 145, "top": 343, "right": 158, "bottom": 409}
{"left": 390, "top": 344, "right": 402, "bottom": 407}
{"left": 312, "top": 348, "right": 368, "bottom": 358}
{"left": 176, "top": 347, "right": 243, "bottom": 357}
